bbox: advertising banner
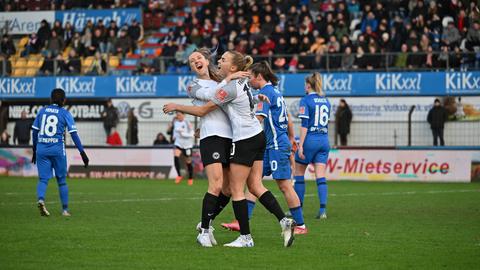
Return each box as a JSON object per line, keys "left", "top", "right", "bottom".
{"left": 111, "top": 98, "right": 195, "bottom": 122}
{"left": 0, "top": 11, "right": 55, "bottom": 34}
{"left": 1, "top": 72, "right": 479, "bottom": 99}
{"left": 55, "top": 8, "right": 142, "bottom": 29}
{"left": 1, "top": 148, "right": 477, "bottom": 182}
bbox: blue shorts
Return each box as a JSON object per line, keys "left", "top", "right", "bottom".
{"left": 263, "top": 148, "right": 291, "bottom": 180}
{"left": 295, "top": 136, "right": 330, "bottom": 165}
{"left": 36, "top": 153, "right": 67, "bottom": 180}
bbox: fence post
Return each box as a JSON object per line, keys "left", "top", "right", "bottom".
{"left": 408, "top": 105, "right": 416, "bottom": 146}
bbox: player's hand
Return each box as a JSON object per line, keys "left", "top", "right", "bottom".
{"left": 298, "top": 146, "right": 305, "bottom": 160}
{"left": 257, "top": 94, "right": 270, "bottom": 104}
{"left": 80, "top": 151, "right": 89, "bottom": 168}
{"left": 290, "top": 138, "right": 298, "bottom": 152}
{"left": 163, "top": 103, "right": 177, "bottom": 114}
{"left": 31, "top": 151, "right": 36, "bottom": 164}
{"left": 225, "top": 71, "right": 250, "bottom": 82}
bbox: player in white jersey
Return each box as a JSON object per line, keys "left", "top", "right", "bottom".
{"left": 164, "top": 51, "right": 295, "bottom": 248}
{"left": 184, "top": 48, "right": 236, "bottom": 247}
{"left": 171, "top": 111, "right": 194, "bottom": 185}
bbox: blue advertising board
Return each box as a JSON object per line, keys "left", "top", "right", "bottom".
{"left": 55, "top": 8, "right": 142, "bottom": 29}
{"left": 1, "top": 72, "right": 479, "bottom": 99}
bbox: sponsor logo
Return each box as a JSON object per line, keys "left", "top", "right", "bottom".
{"left": 0, "top": 11, "right": 54, "bottom": 34}
{"left": 178, "top": 75, "right": 196, "bottom": 95}
{"left": 58, "top": 9, "right": 139, "bottom": 29}
{"left": 322, "top": 74, "right": 352, "bottom": 93}
{"left": 257, "top": 102, "right": 263, "bottom": 110}
{"left": 56, "top": 77, "right": 96, "bottom": 96}
{"left": 0, "top": 78, "right": 36, "bottom": 96}
{"left": 299, "top": 106, "right": 305, "bottom": 115}
{"left": 446, "top": 72, "right": 480, "bottom": 93}
{"left": 215, "top": 89, "right": 228, "bottom": 102}
{"left": 375, "top": 73, "right": 422, "bottom": 93}
{"left": 212, "top": 152, "right": 220, "bottom": 160}
{"left": 116, "top": 77, "right": 157, "bottom": 96}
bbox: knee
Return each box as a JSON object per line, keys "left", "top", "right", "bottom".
{"left": 247, "top": 182, "right": 266, "bottom": 198}
{"left": 277, "top": 181, "right": 291, "bottom": 194}
{"left": 56, "top": 177, "right": 67, "bottom": 186}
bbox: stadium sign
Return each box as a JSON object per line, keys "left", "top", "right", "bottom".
{"left": 55, "top": 8, "right": 142, "bottom": 29}
{"left": 56, "top": 77, "right": 96, "bottom": 97}
{"left": 0, "top": 11, "right": 55, "bottom": 34}
{"left": 375, "top": 73, "right": 422, "bottom": 94}
{"left": 446, "top": 72, "right": 480, "bottom": 94}
{"left": 116, "top": 76, "right": 157, "bottom": 96}
{"left": 0, "top": 78, "right": 36, "bottom": 97}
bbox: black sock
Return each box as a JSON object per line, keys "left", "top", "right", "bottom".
{"left": 187, "top": 162, "right": 193, "bottom": 179}
{"left": 212, "top": 192, "right": 230, "bottom": 220}
{"left": 174, "top": 156, "right": 181, "bottom": 176}
{"left": 201, "top": 192, "right": 218, "bottom": 229}
{"left": 232, "top": 199, "right": 250, "bottom": 235}
{"left": 259, "top": 191, "right": 285, "bottom": 222}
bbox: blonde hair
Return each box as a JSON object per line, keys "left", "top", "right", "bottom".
{"left": 305, "top": 72, "right": 324, "bottom": 96}
{"left": 227, "top": 50, "right": 253, "bottom": 71}
{"left": 191, "top": 48, "right": 222, "bottom": 82}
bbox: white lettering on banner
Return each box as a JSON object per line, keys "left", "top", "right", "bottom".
{"left": 0, "top": 78, "right": 36, "bottom": 96}
{"left": 59, "top": 10, "right": 138, "bottom": 28}
{"left": 116, "top": 77, "right": 157, "bottom": 95}
{"left": 446, "top": 73, "right": 480, "bottom": 92}
{"left": 178, "top": 76, "right": 195, "bottom": 94}
{"left": 0, "top": 11, "right": 55, "bottom": 34}
{"left": 323, "top": 74, "right": 352, "bottom": 93}
{"left": 375, "top": 74, "right": 422, "bottom": 93}
{"left": 8, "top": 104, "right": 104, "bottom": 119}
{"left": 56, "top": 77, "right": 96, "bottom": 96}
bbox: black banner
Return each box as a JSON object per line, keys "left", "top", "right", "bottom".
{"left": 2, "top": 99, "right": 107, "bottom": 121}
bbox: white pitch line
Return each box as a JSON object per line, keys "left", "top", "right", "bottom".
{"left": 0, "top": 189, "right": 479, "bottom": 206}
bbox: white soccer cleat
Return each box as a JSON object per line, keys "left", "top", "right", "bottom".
{"left": 38, "top": 200, "right": 50, "bottom": 217}
{"left": 196, "top": 222, "right": 217, "bottom": 245}
{"left": 197, "top": 231, "right": 213, "bottom": 248}
{"left": 280, "top": 217, "right": 296, "bottom": 247}
{"left": 62, "top": 210, "right": 71, "bottom": 217}
{"left": 223, "top": 235, "right": 254, "bottom": 248}
{"left": 316, "top": 212, "right": 327, "bottom": 219}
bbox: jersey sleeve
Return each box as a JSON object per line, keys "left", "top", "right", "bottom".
{"left": 65, "top": 110, "right": 78, "bottom": 133}
{"left": 31, "top": 110, "right": 41, "bottom": 131}
{"left": 187, "top": 79, "right": 209, "bottom": 101}
{"left": 255, "top": 88, "right": 271, "bottom": 118}
{"left": 212, "top": 80, "right": 237, "bottom": 106}
{"left": 298, "top": 97, "right": 309, "bottom": 119}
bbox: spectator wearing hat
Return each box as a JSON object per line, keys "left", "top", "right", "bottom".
{"left": 427, "top": 98, "right": 448, "bottom": 146}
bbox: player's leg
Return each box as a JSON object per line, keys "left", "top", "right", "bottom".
{"left": 313, "top": 145, "right": 329, "bottom": 219}
{"left": 36, "top": 153, "right": 53, "bottom": 216}
{"left": 52, "top": 154, "right": 70, "bottom": 215}
{"left": 184, "top": 149, "right": 194, "bottom": 185}
{"left": 294, "top": 147, "right": 309, "bottom": 206}
{"left": 247, "top": 160, "right": 295, "bottom": 247}
{"left": 242, "top": 150, "right": 271, "bottom": 220}
{"left": 173, "top": 148, "right": 183, "bottom": 183}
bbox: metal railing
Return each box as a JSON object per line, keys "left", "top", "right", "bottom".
{"left": 1, "top": 51, "right": 479, "bottom": 77}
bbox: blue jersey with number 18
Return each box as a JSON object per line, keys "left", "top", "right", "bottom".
{"left": 298, "top": 92, "right": 331, "bottom": 137}
{"left": 32, "top": 104, "right": 77, "bottom": 156}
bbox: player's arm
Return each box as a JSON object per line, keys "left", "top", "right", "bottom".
{"left": 297, "top": 99, "right": 309, "bottom": 159}
{"left": 66, "top": 112, "right": 89, "bottom": 167}
{"left": 30, "top": 113, "right": 42, "bottom": 164}
{"left": 190, "top": 72, "right": 249, "bottom": 101}
{"left": 180, "top": 122, "right": 195, "bottom": 138}
{"left": 255, "top": 89, "right": 271, "bottom": 124}
{"left": 287, "top": 112, "right": 298, "bottom": 152}
{"left": 164, "top": 101, "right": 218, "bottom": 117}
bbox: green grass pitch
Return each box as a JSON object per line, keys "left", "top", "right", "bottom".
{"left": 0, "top": 177, "right": 479, "bottom": 269}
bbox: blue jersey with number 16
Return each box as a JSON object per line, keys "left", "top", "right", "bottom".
{"left": 32, "top": 104, "right": 77, "bottom": 156}
{"left": 298, "top": 92, "right": 331, "bottom": 136}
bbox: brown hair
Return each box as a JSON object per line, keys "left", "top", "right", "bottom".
{"left": 226, "top": 50, "right": 253, "bottom": 71}
{"left": 191, "top": 48, "right": 222, "bottom": 82}
{"left": 248, "top": 61, "right": 279, "bottom": 86}
{"left": 305, "top": 72, "right": 324, "bottom": 96}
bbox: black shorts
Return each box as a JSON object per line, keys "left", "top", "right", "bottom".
{"left": 230, "top": 131, "right": 266, "bottom": 167}
{"left": 175, "top": 146, "right": 192, "bottom": 157}
{"left": 199, "top": 136, "right": 232, "bottom": 167}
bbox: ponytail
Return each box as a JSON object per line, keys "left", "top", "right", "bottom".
{"left": 305, "top": 72, "right": 324, "bottom": 96}
{"left": 248, "top": 61, "right": 279, "bottom": 86}
{"left": 227, "top": 50, "right": 254, "bottom": 71}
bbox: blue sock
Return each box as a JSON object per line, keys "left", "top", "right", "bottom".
{"left": 294, "top": 176, "right": 305, "bottom": 206}
{"left": 290, "top": 206, "right": 304, "bottom": 226}
{"left": 316, "top": 177, "right": 327, "bottom": 214}
{"left": 57, "top": 177, "right": 69, "bottom": 211}
{"left": 37, "top": 178, "right": 49, "bottom": 201}
{"left": 247, "top": 200, "right": 256, "bottom": 220}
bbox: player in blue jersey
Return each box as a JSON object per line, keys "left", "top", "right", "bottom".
{"left": 31, "top": 88, "right": 89, "bottom": 217}
{"left": 221, "top": 61, "right": 307, "bottom": 234}
{"left": 294, "top": 73, "right": 331, "bottom": 219}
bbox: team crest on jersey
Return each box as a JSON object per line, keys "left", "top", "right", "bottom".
{"left": 257, "top": 102, "right": 263, "bottom": 110}
{"left": 299, "top": 106, "right": 305, "bottom": 115}
{"left": 212, "top": 152, "right": 220, "bottom": 160}
{"left": 215, "top": 89, "right": 228, "bottom": 101}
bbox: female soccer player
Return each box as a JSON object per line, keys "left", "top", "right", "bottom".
{"left": 222, "top": 61, "right": 307, "bottom": 235}
{"left": 171, "top": 111, "right": 194, "bottom": 185}
{"left": 293, "top": 73, "right": 331, "bottom": 219}
{"left": 164, "top": 51, "right": 295, "bottom": 248}
{"left": 183, "top": 48, "right": 235, "bottom": 247}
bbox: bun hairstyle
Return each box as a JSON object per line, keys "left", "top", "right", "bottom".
{"left": 248, "top": 61, "right": 279, "bottom": 86}
{"left": 227, "top": 50, "right": 253, "bottom": 71}
{"left": 192, "top": 47, "right": 222, "bottom": 82}
{"left": 305, "top": 72, "right": 324, "bottom": 96}
{"left": 50, "top": 88, "right": 66, "bottom": 106}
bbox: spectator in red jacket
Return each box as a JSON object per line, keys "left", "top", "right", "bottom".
{"left": 107, "top": 128, "right": 123, "bottom": 146}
